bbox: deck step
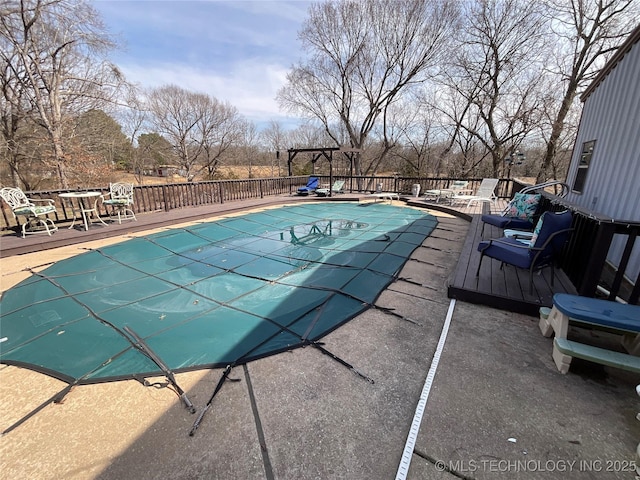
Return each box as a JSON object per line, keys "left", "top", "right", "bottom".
{"left": 554, "top": 337, "right": 640, "bottom": 373}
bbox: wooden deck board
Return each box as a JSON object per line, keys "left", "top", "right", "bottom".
{"left": 446, "top": 202, "right": 578, "bottom": 316}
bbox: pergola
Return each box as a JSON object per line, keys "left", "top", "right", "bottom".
{"left": 286, "top": 147, "right": 361, "bottom": 197}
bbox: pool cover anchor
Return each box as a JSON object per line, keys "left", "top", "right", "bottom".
{"left": 124, "top": 326, "right": 196, "bottom": 414}
{"left": 298, "top": 299, "right": 375, "bottom": 384}
{"left": 189, "top": 364, "right": 233, "bottom": 436}
{"left": 188, "top": 341, "right": 375, "bottom": 437}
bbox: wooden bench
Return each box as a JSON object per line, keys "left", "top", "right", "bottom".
{"left": 553, "top": 338, "right": 640, "bottom": 373}
{"left": 539, "top": 293, "right": 640, "bottom": 374}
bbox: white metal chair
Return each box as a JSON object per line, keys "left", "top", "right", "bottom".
{"left": 0, "top": 186, "right": 58, "bottom": 238}
{"left": 101, "top": 183, "right": 136, "bottom": 224}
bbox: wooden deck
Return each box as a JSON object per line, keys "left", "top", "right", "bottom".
{"left": 444, "top": 202, "right": 578, "bottom": 316}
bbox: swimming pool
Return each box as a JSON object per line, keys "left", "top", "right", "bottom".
{"left": 0, "top": 203, "right": 437, "bottom": 384}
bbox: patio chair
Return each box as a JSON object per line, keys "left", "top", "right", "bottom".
{"left": 476, "top": 210, "right": 573, "bottom": 294}
{"left": 423, "top": 180, "right": 470, "bottom": 203}
{"left": 450, "top": 178, "right": 499, "bottom": 207}
{"left": 480, "top": 180, "right": 570, "bottom": 236}
{"left": 297, "top": 176, "right": 319, "bottom": 196}
{"left": 0, "top": 186, "right": 58, "bottom": 238}
{"left": 315, "top": 179, "right": 345, "bottom": 197}
{"left": 101, "top": 182, "right": 136, "bottom": 224}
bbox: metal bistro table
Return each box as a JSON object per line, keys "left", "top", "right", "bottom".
{"left": 59, "top": 191, "right": 109, "bottom": 231}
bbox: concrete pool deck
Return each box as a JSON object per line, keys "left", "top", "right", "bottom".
{"left": 1, "top": 199, "right": 639, "bottom": 480}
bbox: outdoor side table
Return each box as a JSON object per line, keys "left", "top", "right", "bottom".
{"left": 59, "top": 191, "right": 108, "bottom": 231}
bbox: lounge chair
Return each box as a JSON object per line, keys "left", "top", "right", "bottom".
{"left": 480, "top": 181, "right": 570, "bottom": 235}
{"left": 101, "top": 182, "right": 136, "bottom": 224}
{"left": 0, "top": 186, "right": 59, "bottom": 238}
{"left": 423, "top": 180, "right": 470, "bottom": 203}
{"left": 297, "top": 176, "right": 319, "bottom": 196}
{"left": 539, "top": 293, "right": 640, "bottom": 374}
{"left": 476, "top": 210, "right": 573, "bottom": 294}
{"left": 450, "top": 178, "right": 499, "bottom": 207}
{"left": 315, "top": 179, "right": 345, "bottom": 197}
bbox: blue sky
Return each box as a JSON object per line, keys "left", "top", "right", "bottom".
{"left": 93, "top": 0, "right": 313, "bottom": 129}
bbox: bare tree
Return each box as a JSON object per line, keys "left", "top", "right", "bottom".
{"left": 0, "top": 43, "right": 29, "bottom": 187}
{"left": 117, "top": 89, "right": 149, "bottom": 183}
{"left": 200, "top": 101, "right": 244, "bottom": 180}
{"left": 395, "top": 96, "right": 443, "bottom": 176}
{"left": 260, "top": 120, "right": 287, "bottom": 177}
{"left": 535, "top": 0, "right": 638, "bottom": 182}
{"left": 287, "top": 124, "right": 329, "bottom": 150}
{"left": 277, "top": 0, "right": 459, "bottom": 175}
{"left": 0, "top": 0, "right": 126, "bottom": 188}
{"left": 146, "top": 85, "right": 244, "bottom": 181}
{"left": 236, "top": 121, "right": 260, "bottom": 178}
{"left": 441, "top": 0, "right": 548, "bottom": 178}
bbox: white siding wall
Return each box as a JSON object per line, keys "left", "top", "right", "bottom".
{"left": 565, "top": 41, "right": 640, "bottom": 283}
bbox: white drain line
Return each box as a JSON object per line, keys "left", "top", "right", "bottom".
{"left": 395, "top": 298, "right": 456, "bottom": 480}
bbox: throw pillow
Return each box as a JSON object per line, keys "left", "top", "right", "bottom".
{"left": 505, "top": 193, "right": 541, "bottom": 222}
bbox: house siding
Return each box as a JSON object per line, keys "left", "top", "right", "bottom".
{"left": 565, "top": 33, "right": 640, "bottom": 283}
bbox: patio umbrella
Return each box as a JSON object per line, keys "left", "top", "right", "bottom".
{"left": 0, "top": 203, "right": 437, "bottom": 434}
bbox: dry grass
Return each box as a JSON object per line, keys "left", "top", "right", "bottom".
{"left": 115, "top": 166, "right": 280, "bottom": 185}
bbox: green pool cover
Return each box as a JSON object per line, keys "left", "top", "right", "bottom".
{"left": 1, "top": 203, "right": 437, "bottom": 385}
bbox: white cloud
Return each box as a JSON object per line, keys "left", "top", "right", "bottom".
{"left": 120, "top": 59, "right": 294, "bottom": 123}
{"left": 94, "top": 0, "right": 310, "bottom": 128}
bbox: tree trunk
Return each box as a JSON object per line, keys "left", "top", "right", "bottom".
{"left": 536, "top": 83, "right": 578, "bottom": 183}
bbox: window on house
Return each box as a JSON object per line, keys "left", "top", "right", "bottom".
{"left": 573, "top": 140, "right": 595, "bottom": 193}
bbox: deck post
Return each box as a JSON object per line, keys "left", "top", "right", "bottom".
{"left": 161, "top": 185, "right": 170, "bottom": 212}
{"left": 577, "top": 221, "right": 616, "bottom": 297}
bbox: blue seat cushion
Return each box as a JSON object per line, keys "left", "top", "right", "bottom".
{"left": 481, "top": 214, "right": 533, "bottom": 230}
{"left": 477, "top": 237, "right": 532, "bottom": 269}
{"left": 553, "top": 293, "right": 640, "bottom": 333}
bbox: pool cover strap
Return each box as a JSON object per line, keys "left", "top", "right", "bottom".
{"left": 312, "top": 342, "right": 375, "bottom": 384}
{"left": 190, "top": 364, "right": 233, "bottom": 436}
{"left": 124, "top": 326, "right": 196, "bottom": 414}
{"left": 1, "top": 384, "right": 74, "bottom": 435}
